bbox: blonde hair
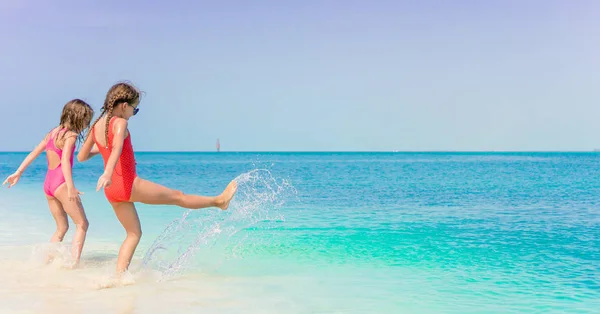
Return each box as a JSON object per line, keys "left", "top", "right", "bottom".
{"left": 56, "top": 99, "right": 94, "bottom": 144}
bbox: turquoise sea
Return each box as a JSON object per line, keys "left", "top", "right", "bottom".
{"left": 0, "top": 152, "right": 598, "bottom": 313}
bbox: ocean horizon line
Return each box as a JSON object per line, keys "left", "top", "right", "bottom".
{"left": 1, "top": 150, "right": 599, "bottom": 154}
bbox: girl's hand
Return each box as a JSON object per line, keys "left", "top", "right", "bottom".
{"left": 2, "top": 171, "right": 22, "bottom": 188}
{"left": 68, "top": 187, "right": 84, "bottom": 202}
{"left": 96, "top": 173, "right": 112, "bottom": 191}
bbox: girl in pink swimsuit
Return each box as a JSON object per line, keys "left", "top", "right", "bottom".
{"left": 3, "top": 99, "right": 95, "bottom": 268}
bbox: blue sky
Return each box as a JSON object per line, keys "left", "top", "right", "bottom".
{"left": 0, "top": 0, "right": 598, "bottom": 151}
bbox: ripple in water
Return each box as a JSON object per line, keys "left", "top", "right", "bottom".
{"left": 141, "top": 169, "right": 296, "bottom": 281}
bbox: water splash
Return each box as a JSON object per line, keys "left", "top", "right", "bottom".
{"left": 141, "top": 169, "right": 297, "bottom": 281}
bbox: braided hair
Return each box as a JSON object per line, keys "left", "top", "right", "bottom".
{"left": 85, "top": 81, "right": 141, "bottom": 147}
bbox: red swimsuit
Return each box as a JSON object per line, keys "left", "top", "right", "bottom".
{"left": 93, "top": 116, "right": 137, "bottom": 203}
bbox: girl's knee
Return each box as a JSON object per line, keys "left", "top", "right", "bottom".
{"left": 170, "top": 190, "right": 185, "bottom": 204}
{"left": 127, "top": 229, "right": 142, "bottom": 241}
{"left": 56, "top": 225, "right": 69, "bottom": 239}
{"left": 78, "top": 219, "right": 89, "bottom": 232}
{"left": 59, "top": 224, "right": 69, "bottom": 234}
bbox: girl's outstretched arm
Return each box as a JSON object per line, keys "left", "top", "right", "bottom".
{"left": 61, "top": 133, "right": 83, "bottom": 201}
{"left": 96, "top": 118, "right": 128, "bottom": 191}
{"left": 2, "top": 133, "right": 50, "bottom": 188}
{"left": 77, "top": 130, "right": 99, "bottom": 162}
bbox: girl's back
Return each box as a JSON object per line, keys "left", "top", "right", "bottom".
{"left": 44, "top": 127, "right": 75, "bottom": 197}
{"left": 45, "top": 127, "right": 74, "bottom": 170}
{"left": 91, "top": 116, "right": 109, "bottom": 148}
{"left": 91, "top": 114, "right": 137, "bottom": 203}
{"left": 91, "top": 115, "right": 135, "bottom": 162}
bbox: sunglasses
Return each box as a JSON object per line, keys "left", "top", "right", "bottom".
{"left": 128, "top": 103, "right": 139, "bottom": 116}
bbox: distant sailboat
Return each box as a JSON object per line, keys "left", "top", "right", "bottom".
{"left": 216, "top": 138, "right": 220, "bottom": 152}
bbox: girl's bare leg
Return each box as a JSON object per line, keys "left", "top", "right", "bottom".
{"left": 46, "top": 195, "right": 69, "bottom": 243}
{"left": 111, "top": 201, "right": 142, "bottom": 273}
{"left": 46, "top": 195, "right": 68, "bottom": 264}
{"left": 129, "top": 177, "right": 237, "bottom": 210}
{"left": 53, "top": 184, "right": 89, "bottom": 267}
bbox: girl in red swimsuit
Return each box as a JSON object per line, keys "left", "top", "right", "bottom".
{"left": 78, "top": 81, "right": 238, "bottom": 275}
{"left": 3, "top": 99, "right": 94, "bottom": 268}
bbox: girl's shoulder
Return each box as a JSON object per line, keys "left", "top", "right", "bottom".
{"left": 107, "top": 116, "right": 129, "bottom": 133}
{"left": 49, "top": 126, "right": 61, "bottom": 134}
{"left": 99, "top": 115, "right": 127, "bottom": 128}
{"left": 45, "top": 126, "right": 61, "bottom": 139}
{"left": 112, "top": 116, "right": 128, "bottom": 126}
{"left": 65, "top": 129, "right": 79, "bottom": 136}
{"left": 58, "top": 127, "right": 77, "bottom": 138}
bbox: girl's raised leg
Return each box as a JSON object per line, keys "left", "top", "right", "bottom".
{"left": 111, "top": 201, "right": 142, "bottom": 273}
{"left": 129, "top": 177, "right": 237, "bottom": 210}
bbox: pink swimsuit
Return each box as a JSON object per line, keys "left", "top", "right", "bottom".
{"left": 43, "top": 128, "right": 75, "bottom": 197}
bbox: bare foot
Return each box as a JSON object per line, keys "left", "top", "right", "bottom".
{"left": 216, "top": 180, "right": 238, "bottom": 210}
{"left": 96, "top": 271, "right": 135, "bottom": 290}
{"left": 61, "top": 260, "right": 80, "bottom": 270}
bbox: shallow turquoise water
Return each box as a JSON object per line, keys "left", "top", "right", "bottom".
{"left": 0, "top": 152, "right": 599, "bottom": 313}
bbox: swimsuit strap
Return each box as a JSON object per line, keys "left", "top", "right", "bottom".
{"left": 47, "top": 127, "right": 69, "bottom": 151}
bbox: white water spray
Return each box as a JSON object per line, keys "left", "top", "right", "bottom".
{"left": 141, "top": 169, "right": 297, "bottom": 281}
